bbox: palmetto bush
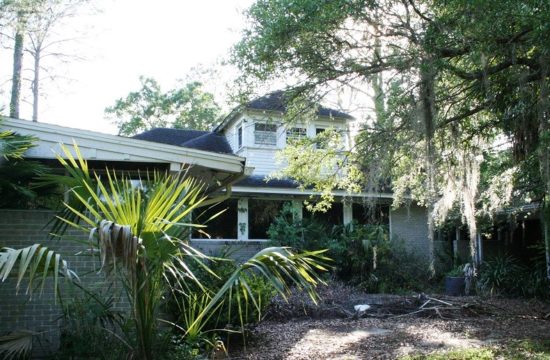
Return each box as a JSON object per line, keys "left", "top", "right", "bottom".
{"left": 0, "top": 143, "right": 328, "bottom": 359}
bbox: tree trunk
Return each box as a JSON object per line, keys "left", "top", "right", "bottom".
{"left": 538, "top": 56, "right": 550, "bottom": 280}
{"left": 32, "top": 48, "right": 40, "bottom": 122}
{"left": 10, "top": 18, "right": 24, "bottom": 119}
{"left": 420, "top": 59, "right": 437, "bottom": 274}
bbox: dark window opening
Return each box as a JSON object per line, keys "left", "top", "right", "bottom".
{"left": 237, "top": 126, "right": 243, "bottom": 148}
{"left": 352, "top": 203, "right": 389, "bottom": 225}
{"left": 305, "top": 202, "right": 343, "bottom": 226}
{"left": 192, "top": 199, "right": 238, "bottom": 239}
{"left": 249, "top": 199, "right": 287, "bottom": 239}
{"left": 315, "top": 127, "right": 327, "bottom": 148}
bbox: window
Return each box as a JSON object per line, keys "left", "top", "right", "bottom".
{"left": 192, "top": 199, "right": 238, "bottom": 239}
{"left": 248, "top": 199, "right": 287, "bottom": 239}
{"left": 254, "top": 123, "right": 277, "bottom": 145}
{"left": 237, "top": 126, "right": 243, "bottom": 148}
{"left": 315, "top": 127, "right": 327, "bottom": 149}
{"left": 286, "top": 127, "right": 306, "bottom": 143}
{"left": 352, "top": 203, "right": 390, "bottom": 225}
{"left": 305, "top": 202, "right": 343, "bottom": 226}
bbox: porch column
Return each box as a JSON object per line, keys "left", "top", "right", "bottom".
{"left": 237, "top": 198, "right": 249, "bottom": 240}
{"left": 343, "top": 202, "right": 353, "bottom": 225}
{"left": 453, "top": 227, "right": 460, "bottom": 261}
{"left": 292, "top": 200, "right": 303, "bottom": 220}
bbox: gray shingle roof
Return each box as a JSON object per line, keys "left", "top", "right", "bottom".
{"left": 132, "top": 128, "right": 234, "bottom": 155}
{"left": 235, "top": 175, "right": 300, "bottom": 188}
{"left": 247, "top": 90, "right": 353, "bottom": 119}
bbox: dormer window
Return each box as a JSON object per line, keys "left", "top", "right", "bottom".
{"left": 286, "top": 127, "right": 306, "bottom": 143}
{"left": 315, "top": 127, "right": 327, "bottom": 149}
{"left": 237, "top": 125, "right": 243, "bottom": 148}
{"left": 254, "top": 123, "right": 277, "bottom": 145}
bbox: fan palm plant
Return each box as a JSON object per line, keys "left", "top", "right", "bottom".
{"left": 1, "top": 143, "right": 328, "bottom": 359}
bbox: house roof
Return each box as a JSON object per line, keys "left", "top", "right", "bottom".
{"left": 133, "top": 128, "right": 209, "bottom": 146}
{"left": 232, "top": 175, "right": 395, "bottom": 199}
{"left": 247, "top": 91, "right": 353, "bottom": 120}
{"left": 235, "top": 175, "right": 300, "bottom": 188}
{"left": 2, "top": 118, "right": 245, "bottom": 175}
{"left": 215, "top": 90, "right": 353, "bottom": 132}
{"left": 132, "top": 128, "right": 234, "bottom": 155}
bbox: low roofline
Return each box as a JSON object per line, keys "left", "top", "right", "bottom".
{"left": 231, "top": 185, "right": 395, "bottom": 199}
{"left": 3, "top": 118, "right": 245, "bottom": 174}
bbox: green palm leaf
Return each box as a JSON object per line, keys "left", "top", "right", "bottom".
{"left": 0, "top": 244, "right": 78, "bottom": 299}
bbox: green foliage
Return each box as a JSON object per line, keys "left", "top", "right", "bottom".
{"left": 479, "top": 248, "right": 550, "bottom": 298}
{"left": 57, "top": 287, "right": 127, "bottom": 359}
{"left": 0, "top": 142, "right": 328, "bottom": 359}
{"left": 0, "top": 120, "right": 53, "bottom": 209}
{"left": 234, "top": 0, "right": 550, "bottom": 277}
{"left": 180, "top": 251, "right": 277, "bottom": 332}
{"left": 446, "top": 265, "right": 465, "bottom": 277}
{"left": 105, "top": 77, "right": 221, "bottom": 136}
{"left": 268, "top": 206, "right": 432, "bottom": 293}
{"left": 402, "top": 348, "right": 495, "bottom": 360}
{"left": 0, "top": 243, "right": 77, "bottom": 300}
{"left": 401, "top": 339, "right": 550, "bottom": 360}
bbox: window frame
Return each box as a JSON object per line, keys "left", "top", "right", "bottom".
{"left": 286, "top": 127, "right": 307, "bottom": 143}
{"left": 237, "top": 124, "right": 243, "bottom": 149}
{"left": 254, "top": 122, "right": 278, "bottom": 146}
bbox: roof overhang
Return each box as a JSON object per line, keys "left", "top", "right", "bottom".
{"left": 231, "top": 185, "right": 394, "bottom": 201}
{"left": 3, "top": 118, "right": 246, "bottom": 188}
{"left": 215, "top": 106, "right": 353, "bottom": 133}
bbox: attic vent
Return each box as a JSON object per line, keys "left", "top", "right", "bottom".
{"left": 254, "top": 123, "right": 277, "bottom": 146}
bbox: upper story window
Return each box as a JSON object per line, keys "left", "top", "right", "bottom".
{"left": 237, "top": 125, "right": 243, "bottom": 148}
{"left": 315, "top": 127, "right": 327, "bottom": 149}
{"left": 254, "top": 123, "right": 277, "bottom": 146}
{"left": 286, "top": 127, "right": 306, "bottom": 143}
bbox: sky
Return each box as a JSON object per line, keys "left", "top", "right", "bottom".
{"left": 2, "top": 0, "right": 254, "bottom": 134}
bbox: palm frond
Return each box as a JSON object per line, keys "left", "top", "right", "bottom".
{"left": 0, "top": 330, "right": 37, "bottom": 360}
{"left": 0, "top": 244, "right": 78, "bottom": 299}
{"left": 0, "top": 129, "right": 37, "bottom": 160}
{"left": 190, "top": 247, "right": 329, "bottom": 332}
{"left": 35, "top": 142, "right": 97, "bottom": 238}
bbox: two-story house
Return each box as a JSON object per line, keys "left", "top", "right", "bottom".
{"left": 134, "top": 91, "right": 431, "bottom": 260}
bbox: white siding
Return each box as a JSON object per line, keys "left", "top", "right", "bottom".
{"left": 223, "top": 114, "right": 246, "bottom": 153}
{"left": 218, "top": 110, "right": 352, "bottom": 177}
{"left": 239, "top": 148, "right": 282, "bottom": 175}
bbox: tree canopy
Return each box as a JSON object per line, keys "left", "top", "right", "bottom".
{"left": 105, "top": 76, "right": 222, "bottom": 136}
{"left": 233, "top": 0, "right": 550, "bottom": 275}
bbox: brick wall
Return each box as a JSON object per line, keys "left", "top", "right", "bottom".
{"left": 0, "top": 210, "right": 93, "bottom": 355}
{"left": 390, "top": 204, "right": 430, "bottom": 258}
{"left": 0, "top": 210, "right": 269, "bottom": 356}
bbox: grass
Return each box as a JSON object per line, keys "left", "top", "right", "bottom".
{"left": 402, "top": 339, "right": 550, "bottom": 360}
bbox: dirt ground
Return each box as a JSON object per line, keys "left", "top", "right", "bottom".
{"left": 229, "top": 285, "right": 550, "bottom": 359}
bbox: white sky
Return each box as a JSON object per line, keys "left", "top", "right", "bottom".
{"left": 1, "top": 0, "right": 254, "bottom": 134}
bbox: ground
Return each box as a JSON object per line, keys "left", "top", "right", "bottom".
{"left": 229, "top": 284, "right": 550, "bottom": 359}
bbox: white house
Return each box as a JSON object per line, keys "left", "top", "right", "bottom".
{"left": 133, "top": 91, "right": 431, "bottom": 258}
{"left": 1, "top": 92, "right": 431, "bottom": 260}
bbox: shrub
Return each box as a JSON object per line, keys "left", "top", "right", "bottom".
{"left": 478, "top": 246, "right": 549, "bottom": 298}
{"left": 268, "top": 208, "right": 433, "bottom": 293}
{"left": 165, "top": 247, "right": 277, "bottom": 353}
{"left": 57, "top": 287, "right": 126, "bottom": 359}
